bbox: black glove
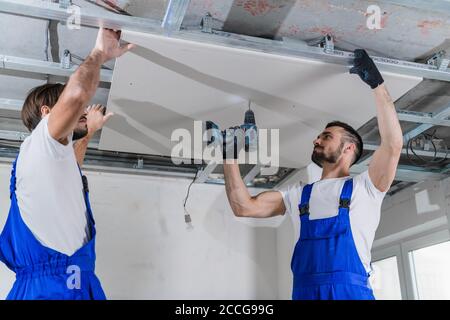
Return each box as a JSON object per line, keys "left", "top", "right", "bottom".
{"left": 350, "top": 49, "right": 384, "bottom": 89}
{"left": 222, "top": 126, "right": 245, "bottom": 160}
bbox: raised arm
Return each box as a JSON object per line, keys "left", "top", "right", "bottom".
{"left": 368, "top": 84, "right": 403, "bottom": 192}
{"left": 223, "top": 161, "right": 286, "bottom": 218}
{"left": 48, "top": 28, "right": 134, "bottom": 144}
{"left": 350, "top": 49, "right": 403, "bottom": 192}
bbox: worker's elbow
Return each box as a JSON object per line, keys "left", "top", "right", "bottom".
{"left": 232, "top": 207, "right": 248, "bottom": 217}
{"left": 389, "top": 140, "right": 403, "bottom": 155}
{"left": 67, "top": 77, "right": 94, "bottom": 103}
{"left": 63, "top": 86, "right": 89, "bottom": 107}
{"left": 382, "top": 138, "right": 403, "bottom": 155}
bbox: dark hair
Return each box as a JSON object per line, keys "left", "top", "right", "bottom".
{"left": 325, "top": 121, "right": 363, "bottom": 165}
{"left": 21, "top": 83, "right": 66, "bottom": 132}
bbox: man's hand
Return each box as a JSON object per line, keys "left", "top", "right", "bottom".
{"left": 91, "top": 28, "right": 136, "bottom": 64}
{"left": 48, "top": 28, "right": 135, "bottom": 144}
{"left": 350, "top": 49, "right": 384, "bottom": 89}
{"left": 86, "top": 104, "right": 114, "bottom": 138}
{"left": 74, "top": 104, "right": 113, "bottom": 166}
{"left": 222, "top": 126, "right": 245, "bottom": 160}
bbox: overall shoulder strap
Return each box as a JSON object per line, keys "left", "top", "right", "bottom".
{"left": 77, "top": 164, "right": 95, "bottom": 225}
{"left": 298, "top": 183, "right": 314, "bottom": 216}
{"left": 339, "top": 178, "right": 354, "bottom": 210}
{"left": 9, "top": 155, "right": 19, "bottom": 199}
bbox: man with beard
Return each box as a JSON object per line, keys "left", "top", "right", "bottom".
{"left": 222, "top": 49, "right": 403, "bottom": 300}
{"left": 0, "top": 28, "right": 134, "bottom": 299}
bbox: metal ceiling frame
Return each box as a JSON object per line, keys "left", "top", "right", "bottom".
{"left": 364, "top": 143, "right": 449, "bottom": 160}
{"left": 0, "top": 98, "right": 22, "bottom": 112}
{"left": 350, "top": 163, "right": 447, "bottom": 182}
{"left": 161, "top": 0, "right": 190, "bottom": 33}
{"left": 0, "top": 0, "right": 162, "bottom": 32}
{"left": 397, "top": 110, "right": 450, "bottom": 127}
{"left": 0, "top": 128, "right": 100, "bottom": 149}
{"left": 358, "top": 102, "right": 450, "bottom": 175}
{"left": 195, "top": 161, "right": 217, "bottom": 183}
{"left": 402, "top": 103, "right": 450, "bottom": 142}
{"left": 0, "top": 54, "right": 113, "bottom": 83}
{"left": 379, "top": 0, "right": 450, "bottom": 13}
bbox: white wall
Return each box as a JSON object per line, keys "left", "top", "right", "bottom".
{"left": 0, "top": 163, "right": 280, "bottom": 300}
{"left": 374, "top": 177, "right": 450, "bottom": 249}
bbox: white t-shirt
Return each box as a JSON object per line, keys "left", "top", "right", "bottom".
{"left": 15, "top": 115, "right": 91, "bottom": 256}
{"left": 276, "top": 170, "right": 386, "bottom": 272}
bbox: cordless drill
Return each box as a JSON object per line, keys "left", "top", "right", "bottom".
{"left": 205, "top": 109, "right": 258, "bottom": 156}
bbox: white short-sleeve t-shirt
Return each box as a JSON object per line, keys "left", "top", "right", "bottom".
{"left": 15, "top": 115, "right": 91, "bottom": 256}
{"left": 276, "top": 170, "right": 386, "bottom": 272}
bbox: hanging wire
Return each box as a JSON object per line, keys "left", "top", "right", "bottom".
{"left": 183, "top": 168, "right": 199, "bottom": 228}
{"left": 44, "top": 20, "right": 50, "bottom": 61}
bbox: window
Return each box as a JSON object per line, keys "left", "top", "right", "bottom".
{"left": 409, "top": 240, "right": 450, "bottom": 300}
{"left": 370, "top": 256, "right": 402, "bottom": 300}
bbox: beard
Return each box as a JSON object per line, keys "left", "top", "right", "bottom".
{"left": 72, "top": 127, "right": 88, "bottom": 141}
{"left": 311, "top": 142, "right": 344, "bottom": 168}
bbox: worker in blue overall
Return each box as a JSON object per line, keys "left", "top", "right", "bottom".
{"left": 223, "top": 49, "right": 403, "bottom": 300}
{"left": 0, "top": 28, "right": 134, "bottom": 299}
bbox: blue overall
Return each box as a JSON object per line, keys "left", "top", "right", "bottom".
{"left": 0, "top": 157, "right": 106, "bottom": 300}
{"left": 291, "top": 179, "right": 375, "bottom": 300}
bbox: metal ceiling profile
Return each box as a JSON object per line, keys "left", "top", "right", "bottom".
{"left": 0, "top": 0, "right": 162, "bottom": 32}
{"left": 379, "top": 0, "right": 450, "bottom": 13}
{"left": 402, "top": 103, "right": 450, "bottom": 143}
{"left": 397, "top": 110, "right": 450, "bottom": 127}
{"left": 0, "top": 54, "right": 113, "bottom": 83}
{"left": 161, "top": 0, "right": 190, "bottom": 33}
{"left": 0, "top": 98, "right": 22, "bottom": 112}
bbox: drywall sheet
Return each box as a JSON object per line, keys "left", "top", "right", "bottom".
{"left": 99, "top": 30, "right": 422, "bottom": 168}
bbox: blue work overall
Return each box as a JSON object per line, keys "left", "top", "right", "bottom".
{"left": 291, "top": 179, "right": 375, "bottom": 300}
{"left": 0, "top": 157, "right": 106, "bottom": 300}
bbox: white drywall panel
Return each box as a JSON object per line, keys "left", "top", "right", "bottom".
{"left": 99, "top": 30, "right": 421, "bottom": 168}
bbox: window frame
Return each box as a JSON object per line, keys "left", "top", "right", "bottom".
{"left": 372, "top": 228, "right": 450, "bottom": 300}
{"left": 401, "top": 229, "right": 450, "bottom": 300}
{"left": 372, "top": 244, "right": 407, "bottom": 300}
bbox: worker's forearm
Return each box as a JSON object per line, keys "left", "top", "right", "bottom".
{"left": 223, "top": 161, "right": 254, "bottom": 216}
{"left": 73, "top": 133, "right": 93, "bottom": 167}
{"left": 68, "top": 50, "right": 103, "bottom": 107}
{"left": 373, "top": 84, "right": 403, "bottom": 149}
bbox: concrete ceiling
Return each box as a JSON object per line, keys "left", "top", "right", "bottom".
{"left": 123, "top": 0, "right": 450, "bottom": 61}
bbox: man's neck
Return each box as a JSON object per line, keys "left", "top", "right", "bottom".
{"left": 320, "top": 163, "right": 350, "bottom": 180}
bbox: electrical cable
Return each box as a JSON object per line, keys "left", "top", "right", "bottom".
{"left": 183, "top": 168, "right": 199, "bottom": 228}
{"left": 44, "top": 20, "right": 50, "bottom": 61}
{"left": 406, "top": 130, "right": 448, "bottom": 167}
